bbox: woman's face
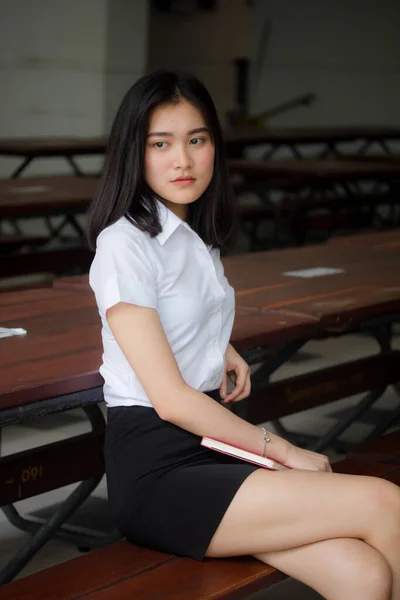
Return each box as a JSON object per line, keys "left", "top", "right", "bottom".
{"left": 144, "top": 99, "right": 215, "bottom": 219}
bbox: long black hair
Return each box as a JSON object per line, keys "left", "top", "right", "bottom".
{"left": 87, "top": 69, "right": 237, "bottom": 251}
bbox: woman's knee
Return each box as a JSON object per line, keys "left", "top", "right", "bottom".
{"left": 257, "top": 538, "right": 392, "bottom": 600}
{"left": 356, "top": 551, "right": 393, "bottom": 599}
{"left": 321, "top": 541, "right": 392, "bottom": 599}
{"left": 366, "top": 477, "right": 400, "bottom": 528}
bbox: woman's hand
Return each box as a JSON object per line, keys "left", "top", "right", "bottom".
{"left": 284, "top": 444, "right": 332, "bottom": 472}
{"left": 219, "top": 344, "right": 251, "bottom": 404}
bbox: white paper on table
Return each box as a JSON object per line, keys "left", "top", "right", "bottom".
{"left": 0, "top": 327, "right": 27, "bottom": 338}
{"left": 283, "top": 267, "right": 345, "bottom": 278}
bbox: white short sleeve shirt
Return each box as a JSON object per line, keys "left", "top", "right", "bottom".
{"left": 89, "top": 200, "right": 235, "bottom": 408}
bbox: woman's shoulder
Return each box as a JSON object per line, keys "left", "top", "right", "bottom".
{"left": 96, "top": 216, "right": 148, "bottom": 251}
{"left": 90, "top": 217, "right": 157, "bottom": 290}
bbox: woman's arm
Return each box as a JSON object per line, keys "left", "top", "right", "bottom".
{"left": 107, "top": 301, "right": 291, "bottom": 464}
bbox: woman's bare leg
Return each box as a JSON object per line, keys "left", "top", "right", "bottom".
{"left": 205, "top": 469, "right": 400, "bottom": 599}
{"left": 256, "top": 538, "right": 392, "bottom": 600}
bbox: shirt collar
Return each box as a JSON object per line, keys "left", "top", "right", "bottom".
{"left": 155, "top": 199, "right": 192, "bottom": 246}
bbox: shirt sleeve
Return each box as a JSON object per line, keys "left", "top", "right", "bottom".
{"left": 89, "top": 227, "right": 157, "bottom": 315}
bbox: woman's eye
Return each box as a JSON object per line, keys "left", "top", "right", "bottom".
{"left": 153, "top": 141, "right": 167, "bottom": 149}
{"left": 189, "top": 137, "right": 204, "bottom": 145}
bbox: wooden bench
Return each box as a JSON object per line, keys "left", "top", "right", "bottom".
{"left": 348, "top": 429, "right": 400, "bottom": 465}
{"left": 1, "top": 454, "right": 399, "bottom": 599}
{"left": 0, "top": 541, "right": 286, "bottom": 599}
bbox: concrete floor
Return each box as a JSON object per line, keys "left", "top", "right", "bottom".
{"left": 1, "top": 327, "right": 399, "bottom": 598}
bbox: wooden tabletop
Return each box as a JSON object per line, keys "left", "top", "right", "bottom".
{"left": 0, "top": 176, "right": 98, "bottom": 219}
{"left": 54, "top": 230, "right": 400, "bottom": 293}
{"left": 228, "top": 231, "right": 400, "bottom": 327}
{"left": 54, "top": 229, "right": 400, "bottom": 329}
{"left": 327, "top": 229, "right": 400, "bottom": 249}
{"left": 2, "top": 157, "right": 399, "bottom": 221}
{"left": 235, "top": 269, "right": 400, "bottom": 329}
{"left": 0, "top": 289, "right": 102, "bottom": 409}
{"left": 225, "top": 234, "right": 400, "bottom": 289}
{"left": 3, "top": 230, "right": 399, "bottom": 409}
{"left": 0, "top": 137, "right": 108, "bottom": 157}
{"left": 55, "top": 267, "right": 400, "bottom": 333}
{"left": 0, "top": 288, "right": 319, "bottom": 410}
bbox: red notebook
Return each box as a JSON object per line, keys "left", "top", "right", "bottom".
{"left": 201, "top": 436, "right": 289, "bottom": 471}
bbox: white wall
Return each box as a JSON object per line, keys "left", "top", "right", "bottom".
{"left": 249, "top": 0, "right": 400, "bottom": 127}
{"left": 104, "top": 0, "right": 149, "bottom": 130}
{"left": 147, "top": 0, "right": 250, "bottom": 126}
{"left": 0, "top": 0, "right": 108, "bottom": 138}
{"left": 0, "top": 0, "right": 148, "bottom": 177}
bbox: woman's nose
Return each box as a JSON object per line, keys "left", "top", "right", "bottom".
{"left": 173, "top": 144, "right": 192, "bottom": 169}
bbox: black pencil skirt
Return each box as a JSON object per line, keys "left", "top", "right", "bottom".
{"left": 104, "top": 390, "right": 259, "bottom": 560}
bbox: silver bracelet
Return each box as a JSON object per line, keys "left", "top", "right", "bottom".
{"left": 260, "top": 427, "right": 271, "bottom": 457}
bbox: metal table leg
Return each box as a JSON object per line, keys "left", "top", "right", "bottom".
{"left": 310, "top": 386, "right": 387, "bottom": 453}
{"left": 234, "top": 339, "right": 308, "bottom": 422}
{"left": 66, "top": 155, "right": 84, "bottom": 177}
{"left": 0, "top": 401, "right": 109, "bottom": 584}
{"left": 270, "top": 318, "right": 400, "bottom": 453}
{"left": 0, "top": 475, "right": 103, "bottom": 584}
{"left": 10, "top": 157, "right": 33, "bottom": 179}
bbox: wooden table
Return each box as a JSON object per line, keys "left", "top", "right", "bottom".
{"left": 2, "top": 229, "right": 400, "bottom": 581}
{"left": 54, "top": 229, "right": 400, "bottom": 438}
{"left": 2, "top": 158, "right": 398, "bottom": 273}
{"left": 0, "top": 137, "right": 107, "bottom": 178}
{"left": 2, "top": 126, "right": 399, "bottom": 178}
{"left": 0, "top": 175, "right": 278, "bottom": 276}
{"left": 55, "top": 229, "right": 400, "bottom": 326}
{"left": 224, "top": 125, "right": 400, "bottom": 159}
{"left": 0, "top": 176, "right": 97, "bottom": 220}
{"left": 0, "top": 285, "right": 321, "bottom": 583}
{"left": 0, "top": 288, "right": 322, "bottom": 411}
{"left": 0, "top": 288, "right": 107, "bottom": 583}
{"left": 228, "top": 158, "right": 400, "bottom": 245}
{"left": 0, "top": 176, "right": 97, "bottom": 279}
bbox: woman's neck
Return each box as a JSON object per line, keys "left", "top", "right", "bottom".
{"left": 163, "top": 200, "right": 188, "bottom": 222}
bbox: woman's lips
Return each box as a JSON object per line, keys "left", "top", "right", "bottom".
{"left": 172, "top": 178, "right": 196, "bottom": 187}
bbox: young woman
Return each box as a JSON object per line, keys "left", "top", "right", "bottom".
{"left": 87, "top": 70, "right": 400, "bottom": 600}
